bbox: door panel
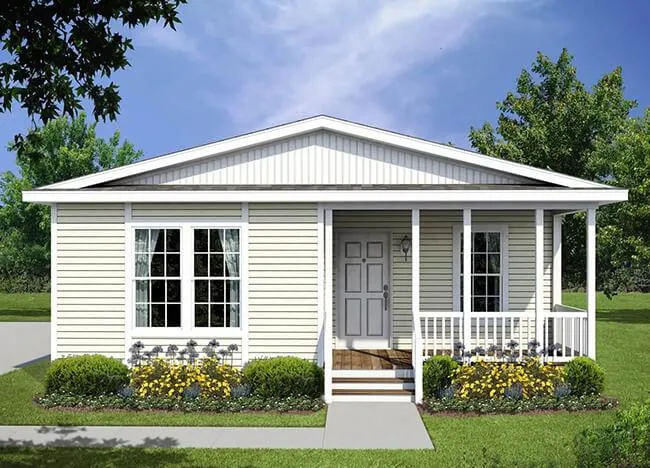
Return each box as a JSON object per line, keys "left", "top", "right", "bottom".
{"left": 337, "top": 232, "right": 390, "bottom": 348}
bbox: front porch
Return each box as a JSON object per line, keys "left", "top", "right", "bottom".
{"left": 321, "top": 206, "right": 598, "bottom": 403}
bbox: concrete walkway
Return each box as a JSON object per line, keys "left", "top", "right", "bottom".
{"left": 0, "top": 403, "right": 433, "bottom": 449}
{"left": 0, "top": 322, "right": 50, "bottom": 375}
{"left": 323, "top": 402, "right": 433, "bottom": 449}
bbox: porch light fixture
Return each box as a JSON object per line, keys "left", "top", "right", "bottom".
{"left": 400, "top": 235, "right": 411, "bottom": 261}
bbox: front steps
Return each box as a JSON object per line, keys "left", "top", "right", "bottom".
{"left": 332, "top": 369, "right": 415, "bottom": 402}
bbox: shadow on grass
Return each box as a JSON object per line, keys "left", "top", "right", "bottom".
{"left": 0, "top": 309, "right": 49, "bottom": 317}
{"left": 0, "top": 446, "right": 189, "bottom": 467}
{"left": 596, "top": 309, "right": 650, "bottom": 324}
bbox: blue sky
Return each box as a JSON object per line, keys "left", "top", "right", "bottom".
{"left": 2, "top": 0, "right": 650, "bottom": 174}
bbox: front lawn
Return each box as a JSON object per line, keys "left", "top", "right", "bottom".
{"left": 0, "top": 293, "right": 50, "bottom": 322}
{"left": 0, "top": 359, "right": 326, "bottom": 427}
{"left": 0, "top": 292, "right": 648, "bottom": 467}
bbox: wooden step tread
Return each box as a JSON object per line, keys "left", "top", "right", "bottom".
{"left": 332, "top": 389, "right": 415, "bottom": 395}
{"left": 332, "top": 377, "right": 414, "bottom": 384}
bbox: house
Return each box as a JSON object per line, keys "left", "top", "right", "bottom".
{"left": 23, "top": 116, "right": 628, "bottom": 403}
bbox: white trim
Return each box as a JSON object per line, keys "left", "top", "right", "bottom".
{"left": 123, "top": 203, "right": 133, "bottom": 364}
{"left": 50, "top": 203, "right": 58, "bottom": 361}
{"left": 552, "top": 214, "right": 563, "bottom": 306}
{"left": 535, "top": 209, "right": 544, "bottom": 344}
{"left": 586, "top": 208, "right": 596, "bottom": 359}
{"left": 39, "top": 116, "right": 612, "bottom": 190}
{"left": 411, "top": 208, "right": 422, "bottom": 403}
{"left": 240, "top": 203, "right": 249, "bottom": 366}
{"left": 316, "top": 205, "right": 325, "bottom": 367}
{"left": 462, "top": 210, "right": 472, "bottom": 347}
{"left": 23, "top": 188, "right": 629, "bottom": 205}
{"left": 453, "top": 223, "right": 510, "bottom": 314}
{"left": 127, "top": 219, "right": 247, "bottom": 344}
{"left": 324, "top": 208, "right": 333, "bottom": 403}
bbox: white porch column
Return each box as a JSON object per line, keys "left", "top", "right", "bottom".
{"left": 586, "top": 208, "right": 596, "bottom": 359}
{"left": 535, "top": 209, "right": 545, "bottom": 347}
{"left": 552, "top": 214, "right": 563, "bottom": 307}
{"left": 462, "top": 209, "right": 472, "bottom": 348}
{"left": 412, "top": 208, "right": 422, "bottom": 403}
{"left": 324, "top": 208, "right": 333, "bottom": 403}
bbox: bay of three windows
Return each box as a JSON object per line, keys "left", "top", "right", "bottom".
{"left": 134, "top": 227, "right": 240, "bottom": 328}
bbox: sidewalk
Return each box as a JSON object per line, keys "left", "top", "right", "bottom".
{"left": 0, "top": 403, "right": 433, "bottom": 449}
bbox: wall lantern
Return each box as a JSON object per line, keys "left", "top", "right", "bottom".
{"left": 400, "top": 235, "right": 411, "bottom": 261}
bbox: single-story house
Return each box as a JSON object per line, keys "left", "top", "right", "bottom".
{"left": 23, "top": 116, "right": 628, "bottom": 403}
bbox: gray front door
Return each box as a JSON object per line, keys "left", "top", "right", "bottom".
{"left": 336, "top": 232, "right": 390, "bottom": 349}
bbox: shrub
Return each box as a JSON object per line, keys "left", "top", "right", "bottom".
{"left": 242, "top": 356, "right": 323, "bottom": 398}
{"left": 423, "top": 355, "right": 459, "bottom": 398}
{"left": 452, "top": 358, "right": 563, "bottom": 400}
{"left": 45, "top": 355, "right": 129, "bottom": 396}
{"left": 574, "top": 399, "right": 650, "bottom": 467}
{"left": 564, "top": 357, "right": 605, "bottom": 396}
{"left": 130, "top": 358, "right": 240, "bottom": 399}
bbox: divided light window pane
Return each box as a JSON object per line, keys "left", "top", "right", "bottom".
{"left": 460, "top": 231, "right": 502, "bottom": 313}
{"left": 193, "top": 228, "right": 241, "bottom": 328}
{"left": 133, "top": 228, "right": 181, "bottom": 327}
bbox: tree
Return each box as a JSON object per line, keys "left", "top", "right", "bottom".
{"left": 468, "top": 49, "right": 637, "bottom": 290}
{"left": 0, "top": 0, "right": 186, "bottom": 146}
{"left": 0, "top": 114, "right": 141, "bottom": 291}
{"left": 591, "top": 110, "right": 650, "bottom": 293}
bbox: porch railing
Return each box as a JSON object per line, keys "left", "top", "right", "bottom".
{"left": 418, "top": 309, "right": 589, "bottom": 362}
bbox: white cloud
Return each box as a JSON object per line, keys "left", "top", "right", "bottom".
{"left": 138, "top": 0, "right": 533, "bottom": 134}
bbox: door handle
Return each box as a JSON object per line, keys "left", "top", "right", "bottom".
{"left": 383, "top": 284, "right": 389, "bottom": 311}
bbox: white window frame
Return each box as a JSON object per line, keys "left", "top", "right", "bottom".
{"left": 452, "top": 224, "right": 509, "bottom": 312}
{"left": 127, "top": 220, "right": 245, "bottom": 338}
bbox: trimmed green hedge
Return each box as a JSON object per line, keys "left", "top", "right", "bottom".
{"left": 564, "top": 357, "right": 605, "bottom": 396}
{"left": 45, "top": 355, "right": 129, "bottom": 396}
{"left": 242, "top": 356, "right": 323, "bottom": 398}
{"left": 423, "top": 355, "right": 459, "bottom": 398}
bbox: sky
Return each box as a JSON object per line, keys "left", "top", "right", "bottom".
{"left": 2, "top": 0, "right": 650, "bottom": 174}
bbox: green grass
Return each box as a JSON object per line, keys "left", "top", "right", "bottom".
{"left": 0, "top": 293, "right": 50, "bottom": 322}
{"left": 0, "top": 292, "right": 648, "bottom": 466}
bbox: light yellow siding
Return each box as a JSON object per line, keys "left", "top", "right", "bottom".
{"left": 132, "top": 203, "right": 241, "bottom": 219}
{"left": 55, "top": 203, "right": 126, "bottom": 358}
{"left": 248, "top": 203, "right": 319, "bottom": 360}
{"left": 332, "top": 209, "right": 553, "bottom": 349}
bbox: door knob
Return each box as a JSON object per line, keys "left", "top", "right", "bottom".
{"left": 383, "top": 284, "right": 389, "bottom": 310}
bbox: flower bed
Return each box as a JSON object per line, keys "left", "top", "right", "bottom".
{"left": 420, "top": 353, "right": 613, "bottom": 415}
{"left": 37, "top": 342, "right": 325, "bottom": 414}
{"left": 36, "top": 393, "right": 325, "bottom": 413}
{"left": 421, "top": 395, "right": 617, "bottom": 415}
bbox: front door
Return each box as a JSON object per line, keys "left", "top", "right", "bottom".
{"left": 336, "top": 232, "right": 390, "bottom": 349}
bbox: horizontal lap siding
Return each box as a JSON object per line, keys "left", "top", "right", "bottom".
{"left": 56, "top": 204, "right": 125, "bottom": 358}
{"left": 248, "top": 204, "right": 319, "bottom": 360}
{"left": 132, "top": 203, "right": 241, "bottom": 219}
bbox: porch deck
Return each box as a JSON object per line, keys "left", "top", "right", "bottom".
{"left": 333, "top": 349, "right": 413, "bottom": 370}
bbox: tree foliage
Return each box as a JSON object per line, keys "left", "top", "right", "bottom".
{"left": 0, "top": 0, "right": 186, "bottom": 147}
{"left": 469, "top": 49, "right": 647, "bottom": 293}
{"left": 0, "top": 114, "right": 141, "bottom": 291}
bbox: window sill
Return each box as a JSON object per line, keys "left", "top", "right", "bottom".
{"left": 132, "top": 327, "right": 243, "bottom": 339}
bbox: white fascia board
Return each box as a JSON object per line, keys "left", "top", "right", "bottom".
{"left": 38, "top": 116, "right": 611, "bottom": 191}
{"left": 23, "top": 188, "right": 628, "bottom": 204}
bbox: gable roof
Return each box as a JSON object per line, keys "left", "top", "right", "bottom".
{"left": 39, "top": 115, "right": 611, "bottom": 191}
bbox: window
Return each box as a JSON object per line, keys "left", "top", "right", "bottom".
{"left": 193, "top": 228, "right": 240, "bottom": 328}
{"left": 134, "top": 228, "right": 181, "bottom": 327}
{"left": 454, "top": 227, "right": 508, "bottom": 312}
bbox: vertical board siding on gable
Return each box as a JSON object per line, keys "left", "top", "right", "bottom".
{"left": 115, "top": 131, "right": 534, "bottom": 186}
{"left": 56, "top": 204, "right": 125, "bottom": 358}
{"left": 248, "top": 203, "right": 319, "bottom": 360}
